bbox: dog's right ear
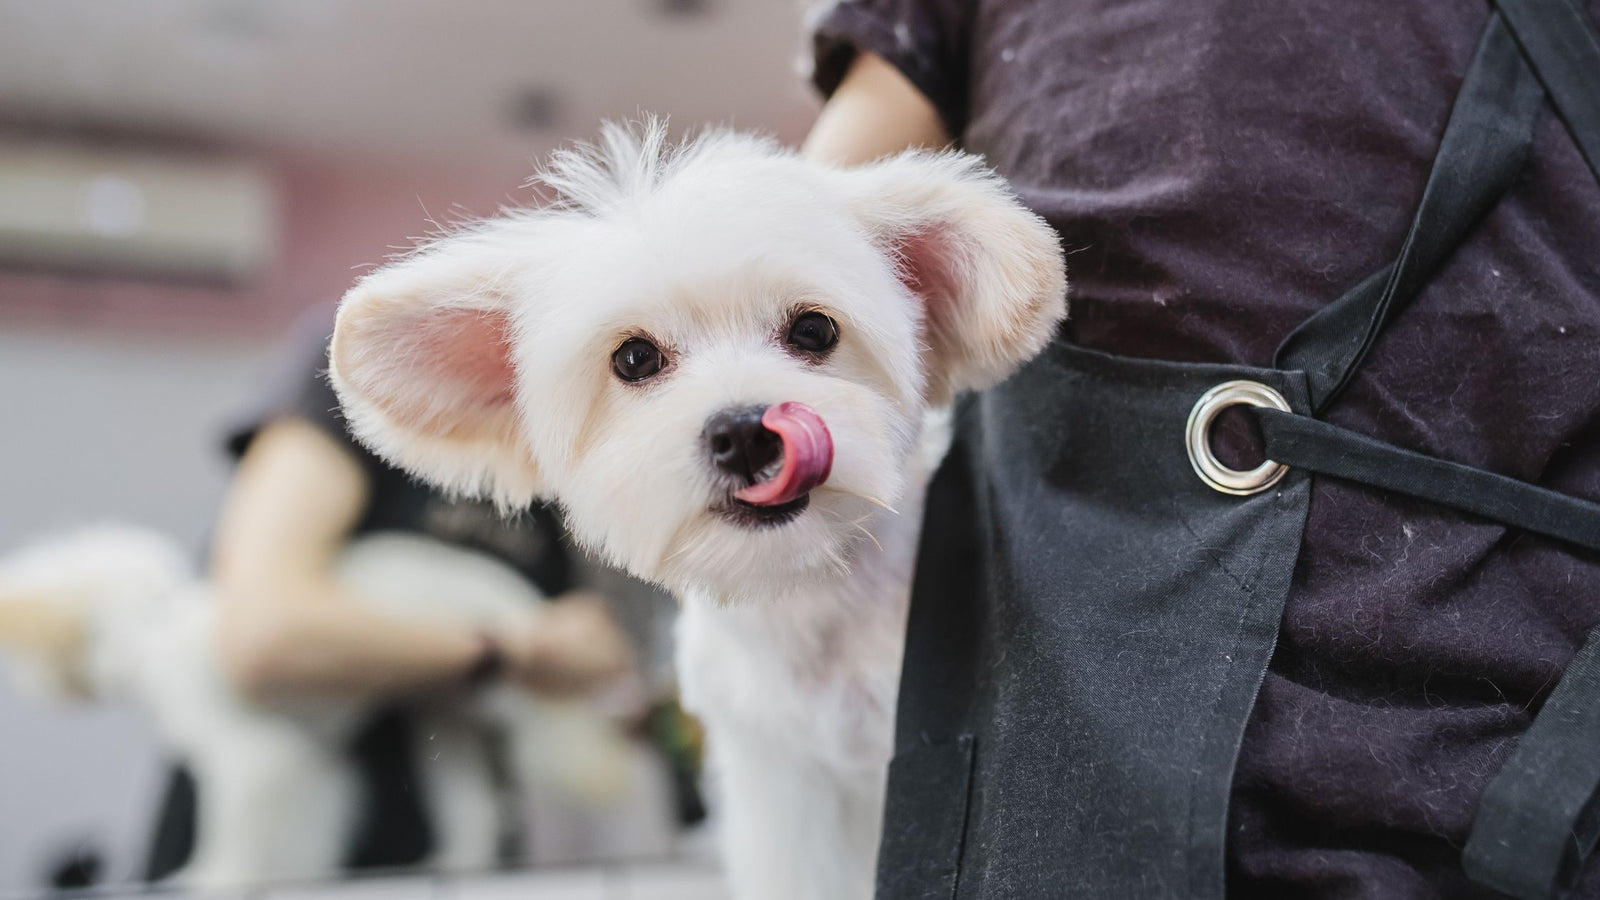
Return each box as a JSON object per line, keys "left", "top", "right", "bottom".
{"left": 331, "top": 230, "right": 542, "bottom": 505}
{"left": 837, "top": 151, "right": 1067, "bottom": 405}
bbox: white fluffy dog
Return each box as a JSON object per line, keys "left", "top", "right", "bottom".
{"left": 0, "top": 526, "right": 633, "bottom": 889}
{"left": 330, "top": 121, "right": 1066, "bottom": 900}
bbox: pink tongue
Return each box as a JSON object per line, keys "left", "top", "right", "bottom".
{"left": 734, "top": 402, "right": 834, "bottom": 506}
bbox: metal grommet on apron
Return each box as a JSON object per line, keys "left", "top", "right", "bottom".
{"left": 876, "top": 1, "right": 1600, "bottom": 898}
{"left": 1185, "top": 381, "right": 1291, "bottom": 496}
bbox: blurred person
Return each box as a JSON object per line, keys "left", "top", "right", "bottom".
{"left": 144, "top": 305, "right": 636, "bottom": 878}
{"left": 803, "top": 1, "right": 1600, "bottom": 898}
{"left": 0, "top": 521, "right": 643, "bottom": 887}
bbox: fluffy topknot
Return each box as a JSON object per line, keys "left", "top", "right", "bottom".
{"left": 529, "top": 116, "right": 780, "bottom": 217}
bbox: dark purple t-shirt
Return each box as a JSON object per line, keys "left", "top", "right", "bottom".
{"left": 813, "top": 1, "right": 1600, "bottom": 896}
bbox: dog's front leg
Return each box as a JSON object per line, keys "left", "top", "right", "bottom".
{"left": 413, "top": 710, "right": 500, "bottom": 873}
{"left": 182, "top": 725, "right": 355, "bottom": 888}
{"left": 713, "top": 729, "right": 881, "bottom": 900}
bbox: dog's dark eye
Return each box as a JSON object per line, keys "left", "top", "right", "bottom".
{"left": 612, "top": 337, "right": 664, "bottom": 382}
{"left": 787, "top": 311, "right": 839, "bottom": 355}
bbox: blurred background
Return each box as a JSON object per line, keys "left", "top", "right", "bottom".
{"left": 0, "top": 2, "right": 821, "bottom": 897}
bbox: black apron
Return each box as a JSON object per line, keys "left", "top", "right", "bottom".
{"left": 877, "top": 2, "right": 1600, "bottom": 898}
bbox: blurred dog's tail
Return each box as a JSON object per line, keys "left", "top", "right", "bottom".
{"left": 0, "top": 523, "right": 192, "bottom": 699}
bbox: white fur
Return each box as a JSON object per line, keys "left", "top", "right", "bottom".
{"left": 331, "top": 120, "right": 1066, "bottom": 900}
{"left": 0, "top": 526, "right": 635, "bottom": 889}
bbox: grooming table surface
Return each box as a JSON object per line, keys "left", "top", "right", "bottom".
{"left": 72, "top": 865, "right": 729, "bottom": 900}
{"left": 281, "top": 866, "right": 727, "bottom": 900}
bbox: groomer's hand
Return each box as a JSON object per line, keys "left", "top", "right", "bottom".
{"left": 503, "top": 592, "right": 634, "bottom": 697}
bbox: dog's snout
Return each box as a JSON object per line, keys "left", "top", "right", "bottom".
{"left": 704, "top": 405, "right": 781, "bottom": 483}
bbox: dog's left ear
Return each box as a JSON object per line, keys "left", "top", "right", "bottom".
{"left": 331, "top": 230, "right": 542, "bottom": 505}
{"left": 839, "top": 151, "right": 1067, "bottom": 403}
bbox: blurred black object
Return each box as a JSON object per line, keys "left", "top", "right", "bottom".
{"left": 656, "top": 0, "right": 712, "bottom": 16}
{"left": 47, "top": 841, "right": 102, "bottom": 891}
{"left": 643, "top": 697, "right": 707, "bottom": 826}
{"left": 142, "top": 765, "right": 196, "bottom": 882}
{"left": 143, "top": 709, "right": 432, "bottom": 881}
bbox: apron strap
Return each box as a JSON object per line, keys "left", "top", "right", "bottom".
{"left": 1272, "top": 14, "right": 1544, "bottom": 413}
{"left": 1262, "top": 7, "right": 1600, "bottom": 894}
{"left": 1256, "top": 409, "right": 1600, "bottom": 554}
{"left": 1447, "top": 9, "right": 1600, "bottom": 892}
{"left": 1258, "top": 403, "right": 1600, "bottom": 899}
{"left": 1495, "top": 0, "right": 1600, "bottom": 185}
{"left": 1462, "top": 626, "right": 1600, "bottom": 900}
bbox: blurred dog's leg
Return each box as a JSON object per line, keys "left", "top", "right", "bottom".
{"left": 490, "top": 686, "right": 634, "bottom": 806}
{"left": 414, "top": 711, "right": 500, "bottom": 873}
{"left": 182, "top": 724, "right": 354, "bottom": 889}
{"left": 524, "top": 739, "right": 676, "bottom": 865}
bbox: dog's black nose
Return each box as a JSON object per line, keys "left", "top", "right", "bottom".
{"left": 704, "top": 405, "right": 781, "bottom": 483}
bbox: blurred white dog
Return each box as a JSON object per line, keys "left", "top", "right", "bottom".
{"left": 0, "top": 525, "right": 634, "bottom": 889}
{"left": 329, "top": 121, "right": 1066, "bottom": 900}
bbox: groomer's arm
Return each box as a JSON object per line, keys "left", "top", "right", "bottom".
{"left": 802, "top": 52, "right": 950, "bottom": 165}
{"left": 212, "top": 417, "right": 485, "bottom": 698}
{"left": 213, "top": 418, "right": 631, "bottom": 699}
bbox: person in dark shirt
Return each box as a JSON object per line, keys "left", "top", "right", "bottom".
{"left": 146, "top": 306, "right": 633, "bottom": 877}
{"left": 805, "top": 1, "right": 1600, "bottom": 896}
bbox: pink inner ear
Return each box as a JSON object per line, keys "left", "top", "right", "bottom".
{"left": 893, "top": 223, "right": 969, "bottom": 340}
{"left": 337, "top": 303, "right": 517, "bottom": 438}
{"left": 418, "top": 307, "right": 517, "bottom": 406}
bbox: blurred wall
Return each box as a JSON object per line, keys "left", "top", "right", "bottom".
{"left": 0, "top": 154, "right": 526, "bottom": 338}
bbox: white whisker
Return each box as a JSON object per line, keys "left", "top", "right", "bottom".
{"left": 852, "top": 521, "right": 884, "bottom": 552}
{"left": 818, "top": 486, "right": 899, "bottom": 515}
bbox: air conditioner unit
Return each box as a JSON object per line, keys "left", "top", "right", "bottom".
{"left": 0, "top": 141, "right": 278, "bottom": 282}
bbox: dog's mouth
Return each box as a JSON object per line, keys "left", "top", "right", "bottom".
{"left": 716, "top": 492, "right": 813, "bottom": 528}
{"left": 715, "top": 402, "right": 832, "bottom": 529}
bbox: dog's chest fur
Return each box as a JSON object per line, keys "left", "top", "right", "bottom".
{"left": 675, "top": 570, "right": 907, "bottom": 773}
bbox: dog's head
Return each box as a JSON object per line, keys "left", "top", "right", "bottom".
{"left": 0, "top": 525, "right": 191, "bottom": 700}
{"left": 332, "top": 121, "right": 1065, "bottom": 600}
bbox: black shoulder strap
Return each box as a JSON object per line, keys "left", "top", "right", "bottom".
{"left": 1496, "top": 0, "right": 1600, "bottom": 185}
{"left": 1463, "top": 626, "right": 1600, "bottom": 899}
{"left": 1272, "top": 12, "right": 1544, "bottom": 412}
{"left": 1458, "top": 4, "right": 1600, "bottom": 895}
{"left": 1261, "top": 2, "right": 1600, "bottom": 896}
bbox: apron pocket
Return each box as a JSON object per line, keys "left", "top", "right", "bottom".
{"left": 876, "top": 734, "right": 976, "bottom": 900}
